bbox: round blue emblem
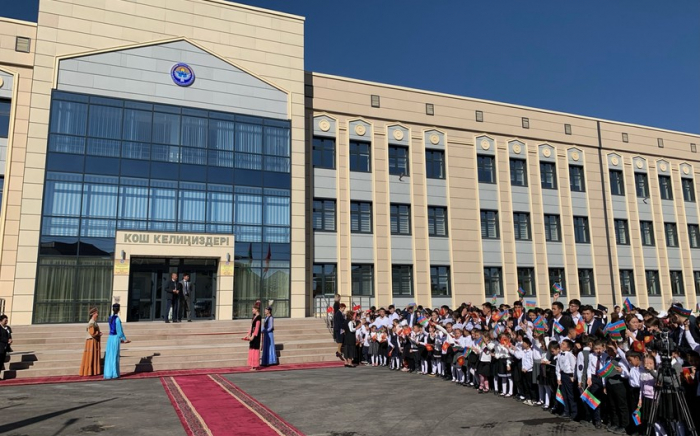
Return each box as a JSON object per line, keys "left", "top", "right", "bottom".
{"left": 171, "top": 63, "right": 195, "bottom": 87}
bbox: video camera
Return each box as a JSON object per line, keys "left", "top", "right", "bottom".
{"left": 647, "top": 328, "right": 677, "bottom": 359}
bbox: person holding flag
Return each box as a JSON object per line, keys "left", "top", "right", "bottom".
{"left": 549, "top": 301, "right": 574, "bottom": 342}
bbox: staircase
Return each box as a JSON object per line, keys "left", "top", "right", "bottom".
{"left": 2, "top": 318, "right": 337, "bottom": 380}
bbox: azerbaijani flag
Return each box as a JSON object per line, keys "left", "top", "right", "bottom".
{"left": 533, "top": 316, "right": 547, "bottom": 333}
{"left": 491, "top": 294, "right": 498, "bottom": 305}
{"left": 596, "top": 360, "right": 615, "bottom": 378}
{"left": 556, "top": 389, "right": 565, "bottom": 405}
{"left": 609, "top": 331, "right": 623, "bottom": 341}
{"left": 606, "top": 320, "right": 626, "bottom": 333}
{"left": 581, "top": 389, "right": 601, "bottom": 409}
{"left": 494, "top": 323, "right": 505, "bottom": 336}
{"left": 552, "top": 283, "right": 564, "bottom": 294}
{"left": 575, "top": 319, "right": 585, "bottom": 336}
{"left": 525, "top": 300, "right": 537, "bottom": 310}
{"left": 632, "top": 409, "right": 642, "bottom": 426}
{"left": 553, "top": 320, "right": 564, "bottom": 334}
{"left": 517, "top": 287, "right": 526, "bottom": 298}
{"left": 417, "top": 315, "right": 428, "bottom": 327}
{"left": 672, "top": 306, "right": 692, "bottom": 322}
{"left": 623, "top": 298, "right": 634, "bottom": 313}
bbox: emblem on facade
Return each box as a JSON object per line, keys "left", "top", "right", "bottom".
{"left": 171, "top": 63, "right": 195, "bottom": 87}
{"left": 429, "top": 134, "right": 440, "bottom": 145}
{"left": 393, "top": 129, "right": 404, "bottom": 141}
{"left": 319, "top": 119, "right": 331, "bottom": 132}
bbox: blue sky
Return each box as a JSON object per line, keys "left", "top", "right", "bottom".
{"left": 4, "top": 0, "right": 699, "bottom": 133}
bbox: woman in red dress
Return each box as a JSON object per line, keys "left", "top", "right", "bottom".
{"left": 244, "top": 300, "right": 262, "bottom": 370}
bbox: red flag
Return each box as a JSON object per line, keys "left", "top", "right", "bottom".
{"left": 352, "top": 304, "right": 361, "bottom": 311}
{"left": 263, "top": 244, "right": 271, "bottom": 273}
{"left": 575, "top": 319, "right": 585, "bottom": 336}
{"left": 326, "top": 306, "right": 333, "bottom": 313}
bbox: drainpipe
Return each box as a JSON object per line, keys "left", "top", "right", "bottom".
{"left": 597, "top": 120, "right": 617, "bottom": 307}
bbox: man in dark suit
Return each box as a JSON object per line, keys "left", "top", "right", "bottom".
{"left": 333, "top": 302, "right": 346, "bottom": 359}
{"left": 164, "top": 272, "right": 182, "bottom": 323}
{"left": 180, "top": 273, "right": 194, "bottom": 322}
{"left": 401, "top": 305, "right": 417, "bottom": 327}
{"left": 581, "top": 305, "right": 604, "bottom": 337}
{"left": 550, "top": 301, "right": 575, "bottom": 340}
{"left": 0, "top": 315, "right": 11, "bottom": 372}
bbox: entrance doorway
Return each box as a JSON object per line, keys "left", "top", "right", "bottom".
{"left": 127, "top": 257, "right": 217, "bottom": 322}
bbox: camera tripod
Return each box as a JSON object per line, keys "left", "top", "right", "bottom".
{"left": 645, "top": 356, "right": 697, "bottom": 436}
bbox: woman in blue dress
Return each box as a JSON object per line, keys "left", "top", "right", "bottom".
{"left": 104, "top": 303, "right": 130, "bottom": 380}
{"left": 261, "top": 306, "right": 278, "bottom": 366}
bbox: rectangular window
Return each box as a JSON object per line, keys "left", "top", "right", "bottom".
{"left": 0, "top": 99, "right": 10, "bottom": 138}
{"left": 646, "top": 270, "right": 660, "bottom": 296}
{"left": 635, "top": 173, "right": 649, "bottom": 198}
{"left": 510, "top": 159, "right": 527, "bottom": 186}
{"left": 425, "top": 149, "right": 445, "bottom": 179}
{"left": 549, "top": 268, "right": 566, "bottom": 296}
{"left": 388, "top": 145, "right": 409, "bottom": 176}
{"left": 392, "top": 265, "right": 413, "bottom": 296}
{"left": 564, "top": 124, "right": 572, "bottom": 135}
{"left": 522, "top": 117, "right": 530, "bottom": 129}
{"left": 476, "top": 110, "right": 483, "bottom": 122}
{"left": 614, "top": 219, "right": 630, "bottom": 245}
{"left": 543, "top": 214, "right": 561, "bottom": 242}
{"left": 480, "top": 210, "right": 499, "bottom": 239}
{"left": 682, "top": 178, "right": 695, "bottom": 202}
{"left": 569, "top": 165, "right": 585, "bottom": 192}
{"left": 579, "top": 269, "right": 595, "bottom": 296}
{"left": 428, "top": 206, "right": 448, "bottom": 237}
{"left": 390, "top": 204, "right": 411, "bottom": 235}
{"left": 312, "top": 263, "right": 336, "bottom": 297}
{"left": 350, "top": 201, "right": 372, "bottom": 233}
{"left": 15, "top": 36, "right": 30, "bottom": 53}
{"left": 477, "top": 155, "right": 496, "bottom": 183}
{"left": 622, "top": 133, "right": 629, "bottom": 143}
{"left": 658, "top": 138, "right": 664, "bottom": 148}
{"left": 371, "top": 95, "right": 380, "bottom": 108}
{"left": 620, "top": 270, "right": 635, "bottom": 296}
{"left": 665, "top": 222, "right": 678, "bottom": 247}
{"left": 540, "top": 162, "right": 557, "bottom": 189}
{"left": 426, "top": 103, "right": 434, "bottom": 116}
{"left": 689, "top": 224, "right": 700, "bottom": 248}
{"left": 351, "top": 264, "right": 374, "bottom": 296}
{"left": 640, "top": 221, "right": 655, "bottom": 246}
{"left": 312, "top": 136, "right": 335, "bottom": 169}
{"left": 694, "top": 271, "right": 700, "bottom": 295}
{"left": 517, "top": 267, "right": 536, "bottom": 296}
{"left": 312, "top": 199, "right": 336, "bottom": 232}
{"left": 430, "top": 266, "right": 450, "bottom": 296}
{"left": 573, "top": 216, "right": 590, "bottom": 243}
{"left": 513, "top": 212, "right": 531, "bottom": 240}
{"left": 659, "top": 175, "right": 673, "bottom": 200}
{"left": 484, "top": 267, "right": 503, "bottom": 297}
{"left": 670, "top": 270, "right": 684, "bottom": 296}
{"left": 349, "top": 140, "right": 371, "bottom": 172}
{"left": 609, "top": 170, "right": 625, "bottom": 196}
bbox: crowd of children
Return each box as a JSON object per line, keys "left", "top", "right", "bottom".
{"left": 333, "top": 295, "right": 700, "bottom": 436}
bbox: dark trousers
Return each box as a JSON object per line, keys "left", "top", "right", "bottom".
{"left": 586, "top": 377, "right": 604, "bottom": 424}
{"left": 165, "top": 297, "right": 179, "bottom": 322}
{"left": 180, "top": 294, "right": 192, "bottom": 321}
{"left": 408, "top": 351, "right": 418, "bottom": 371}
{"left": 561, "top": 373, "right": 578, "bottom": 418}
{"left": 524, "top": 371, "right": 538, "bottom": 400}
{"left": 606, "top": 380, "right": 629, "bottom": 428}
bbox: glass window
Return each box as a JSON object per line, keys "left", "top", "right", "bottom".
{"left": 350, "top": 201, "right": 372, "bottom": 233}
{"left": 659, "top": 175, "right": 673, "bottom": 200}
{"left": 234, "top": 189, "right": 263, "bottom": 225}
{"left": 478, "top": 155, "right": 496, "bottom": 183}
{"left": 682, "top": 178, "right": 695, "bottom": 202}
{"left": 44, "top": 177, "right": 83, "bottom": 217}
{"left": 540, "top": 162, "right": 557, "bottom": 189}
{"left": 510, "top": 159, "right": 527, "bottom": 186}
{"left": 484, "top": 267, "right": 503, "bottom": 297}
{"left": 517, "top": 267, "right": 536, "bottom": 296}
{"left": 635, "top": 173, "right": 650, "bottom": 198}
{"left": 609, "top": 170, "right": 625, "bottom": 196}
{"left": 312, "top": 136, "right": 335, "bottom": 169}
{"left": 389, "top": 145, "right": 409, "bottom": 176}
{"left": 544, "top": 214, "right": 561, "bottom": 242}
{"left": 569, "top": 165, "right": 585, "bottom": 192}
{"left": 349, "top": 140, "right": 371, "bottom": 172}
{"left": 513, "top": 212, "right": 531, "bottom": 240}
{"left": 694, "top": 271, "right": 700, "bottom": 295}
{"left": 313, "top": 263, "right": 336, "bottom": 297}
{"left": 689, "top": 224, "right": 700, "bottom": 248}
{"left": 620, "top": 270, "right": 635, "bottom": 296}
{"left": 351, "top": 264, "right": 374, "bottom": 296}
{"left": 263, "top": 126, "right": 290, "bottom": 172}
{"left": 431, "top": 266, "right": 450, "bottom": 296}
{"left": 480, "top": 210, "right": 499, "bottom": 239}
{"left": 428, "top": 206, "right": 448, "bottom": 237}
{"left": 181, "top": 116, "right": 208, "bottom": 148}
{"left": 0, "top": 176, "right": 4, "bottom": 214}
{"left": 390, "top": 204, "right": 411, "bottom": 235}
{"left": 640, "top": 221, "right": 655, "bottom": 246}
{"left": 426, "top": 149, "right": 445, "bottom": 179}
{"left": 646, "top": 270, "right": 660, "bottom": 296}
{"left": 82, "top": 181, "right": 118, "bottom": 218}
{"left": 549, "top": 268, "right": 567, "bottom": 296}
{"left": 579, "top": 269, "right": 595, "bottom": 296}
{"left": 670, "top": 270, "right": 684, "bottom": 296}
{"left": 50, "top": 99, "right": 88, "bottom": 136}
{"left": 573, "top": 216, "right": 590, "bottom": 243}
{"left": 152, "top": 112, "right": 180, "bottom": 145}
{"left": 263, "top": 192, "right": 290, "bottom": 226}
{"left": 665, "top": 223, "right": 678, "bottom": 247}
{"left": 206, "top": 188, "right": 233, "bottom": 225}
{"left": 313, "top": 199, "right": 336, "bottom": 232}
{"left": 208, "top": 119, "right": 235, "bottom": 151}
{"left": 0, "top": 99, "right": 10, "bottom": 138}
{"left": 614, "top": 219, "right": 629, "bottom": 245}
{"left": 392, "top": 265, "right": 413, "bottom": 296}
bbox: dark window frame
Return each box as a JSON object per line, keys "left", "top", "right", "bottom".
{"left": 388, "top": 144, "right": 409, "bottom": 176}
{"left": 392, "top": 264, "right": 414, "bottom": 296}
{"left": 510, "top": 158, "right": 527, "bottom": 187}
{"left": 689, "top": 224, "right": 700, "bottom": 249}
{"left": 609, "top": 169, "right": 625, "bottom": 196}
{"left": 578, "top": 268, "right": 595, "bottom": 296}
{"left": 646, "top": 270, "right": 660, "bottom": 296}
{"left": 477, "top": 155, "right": 496, "bottom": 184}
{"left": 312, "top": 198, "right": 336, "bottom": 232}
{"left": 670, "top": 270, "right": 684, "bottom": 296}
{"left": 540, "top": 161, "right": 557, "bottom": 189}
{"left": 349, "top": 140, "right": 371, "bottom": 173}
{"left": 543, "top": 214, "right": 561, "bottom": 242}
{"left": 659, "top": 175, "right": 673, "bottom": 200}
{"left": 569, "top": 165, "right": 585, "bottom": 192}
{"left": 484, "top": 266, "right": 503, "bottom": 297}
{"left": 425, "top": 149, "right": 446, "bottom": 180}
{"left": 480, "top": 209, "right": 500, "bottom": 239}
{"left": 682, "top": 178, "right": 695, "bottom": 203}
{"left": 312, "top": 263, "right": 337, "bottom": 296}
{"left": 614, "top": 219, "right": 630, "bottom": 245}
{"left": 640, "top": 221, "right": 655, "bottom": 246}
{"left": 428, "top": 206, "right": 448, "bottom": 237}
{"left": 350, "top": 201, "right": 372, "bottom": 234}
{"left": 312, "top": 136, "right": 336, "bottom": 169}
{"left": 513, "top": 212, "right": 531, "bottom": 241}
{"left": 573, "top": 216, "right": 590, "bottom": 244}
{"left": 635, "top": 173, "right": 649, "bottom": 198}
{"left": 351, "top": 263, "right": 374, "bottom": 296}
{"left": 430, "top": 265, "right": 451, "bottom": 296}
{"left": 548, "top": 268, "right": 567, "bottom": 297}
{"left": 665, "top": 222, "right": 679, "bottom": 247}
{"left": 517, "top": 267, "right": 536, "bottom": 297}
{"left": 390, "top": 203, "right": 411, "bottom": 235}
{"left": 620, "top": 269, "right": 635, "bottom": 296}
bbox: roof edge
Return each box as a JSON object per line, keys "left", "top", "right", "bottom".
{"left": 204, "top": 0, "right": 305, "bottom": 21}
{"left": 0, "top": 16, "right": 38, "bottom": 27}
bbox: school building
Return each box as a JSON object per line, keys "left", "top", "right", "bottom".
{"left": 0, "top": 0, "right": 698, "bottom": 325}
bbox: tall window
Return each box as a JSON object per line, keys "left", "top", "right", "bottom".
{"left": 569, "top": 165, "right": 585, "bottom": 192}
{"left": 579, "top": 269, "right": 595, "bottom": 296}
{"left": 665, "top": 222, "right": 678, "bottom": 247}
{"left": 350, "top": 201, "right": 372, "bottom": 233}
{"left": 609, "top": 170, "right": 625, "bottom": 196}
{"left": 659, "top": 175, "right": 673, "bottom": 200}
{"left": 425, "top": 149, "right": 445, "bottom": 179}
{"left": 351, "top": 264, "right": 374, "bottom": 296}
{"left": 573, "top": 216, "right": 590, "bottom": 243}
{"left": 517, "top": 267, "right": 536, "bottom": 296}
{"left": 312, "top": 263, "right": 336, "bottom": 297}
{"left": 614, "top": 219, "right": 629, "bottom": 245}
{"left": 390, "top": 204, "right": 411, "bottom": 235}
{"left": 349, "top": 140, "right": 371, "bottom": 172}
{"left": 694, "top": 271, "right": 700, "bottom": 295}
{"left": 480, "top": 210, "right": 499, "bottom": 239}
{"left": 0, "top": 176, "right": 4, "bottom": 214}
{"left": 430, "top": 266, "right": 451, "bottom": 296}
{"left": 543, "top": 214, "right": 561, "bottom": 242}
{"left": 540, "top": 162, "right": 557, "bottom": 189}
{"left": 477, "top": 155, "right": 496, "bottom": 183}
{"left": 670, "top": 270, "right": 684, "bottom": 296}
{"left": 484, "top": 267, "right": 503, "bottom": 297}
{"left": 640, "top": 221, "right": 655, "bottom": 246}
{"left": 392, "top": 265, "right": 413, "bottom": 296}
{"left": 689, "top": 224, "right": 700, "bottom": 248}
{"left": 620, "top": 269, "right": 635, "bottom": 295}
{"left": 549, "top": 268, "right": 566, "bottom": 296}
{"left": 0, "top": 99, "right": 10, "bottom": 138}
{"left": 312, "top": 136, "right": 335, "bottom": 169}
{"left": 513, "top": 212, "right": 531, "bottom": 240}
{"left": 428, "top": 206, "right": 448, "bottom": 237}
{"left": 388, "top": 145, "right": 409, "bottom": 176}
{"left": 646, "top": 270, "right": 660, "bottom": 295}
{"left": 635, "top": 173, "right": 649, "bottom": 198}
{"left": 510, "top": 159, "right": 527, "bottom": 186}
{"left": 682, "top": 178, "right": 696, "bottom": 202}
{"left": 312, "top": 199, "right": 336, "bottom": 231}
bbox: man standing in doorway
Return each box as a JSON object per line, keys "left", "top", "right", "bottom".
{"left": 164, "top": 272, "right": 182, "bottom": 323}
{"left": 180, "top": 273, "right": 193, "bottom": 322}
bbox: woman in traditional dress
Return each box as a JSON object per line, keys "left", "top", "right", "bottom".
{"left": 104, "top": 303, "right": 130, "bottom": 380}
{"left": 80, "top": 307, "right": 102, "bottom": 376}
{"left": 260, "top": 306, "right": 278, "bottom": 367}
{"left": 244, "top": 300, "right": 262, "bottom": 371}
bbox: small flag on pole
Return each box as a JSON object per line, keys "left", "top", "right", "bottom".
{"left": 514, "top": 307, "right": 522, "bottom": 319}
{"left": 326, "top": 306, "right": 333, "bottom": 314}
{"left": 605, "top": 320, "right": 627, "bottom": 334}
{"left": 581, "top": 389, "right": 601, "bottom": 409}
{"left": 553, "top": 320, "right": 564, "bottom": 334}
{"left": 352, "top": 304, "right": 361, "bottom": 311}
{"left": 491, "top": 294, "right": 498, "bottom": 305}
{"left": 596, "top": 361, "right": 616, "bottom": 378}
{"left": 417, "top": 315, "right": 429, "bottom": 327}
{"left": 517, "top": 287, "right": 526, "bottom": 298}
{"left": 525, "top": 300, "right": 537, "bottom": 310}
{"left": 552, "top": 283, "right": 564, "bottom": 295}
{"left": 623, "top": 298, "right": 634, "bottom": 313}
{"left": 575, "top": 319, "right": 585, "bottom": 336}
{"left": 556, "top": 389, "right": 565, "bottom": 405}
{"left": 632, "top": 409, "right": 642, "bottom": 426}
